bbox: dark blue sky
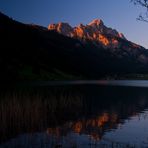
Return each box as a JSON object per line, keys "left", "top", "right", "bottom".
{"left": 0, "top": 0, "right": 148, "bottom": 48}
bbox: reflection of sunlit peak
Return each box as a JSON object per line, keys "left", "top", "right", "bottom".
{"left": 72, "top": 121, "right": 83, "bottom": 133}
{"left": 111, "top": 113, "right": 118, "bottom": 123}
{"left": 46, "top": 127, "right": 60, "bottom": 137}
{"left": 97, "top": 113, "right": 109, "bottom": 127}
{"left": 90, "top": 133, "right": 102, "bottom": 141}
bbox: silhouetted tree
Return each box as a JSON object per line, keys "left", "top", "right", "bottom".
{"left": 131, "top": 0, "right": 148, "bottom": 22}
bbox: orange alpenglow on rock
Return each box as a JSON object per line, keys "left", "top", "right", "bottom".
{"left": 48, "top": 19, "right": 126, "bottom": 48}
{"left": 98, "top": 34, "right": 109, "bottom": 46}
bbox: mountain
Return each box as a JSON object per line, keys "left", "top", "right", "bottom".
{"left": 0, "top": 11, "right": 148, "bottom": 81}
{"left": 48, "top": 19, "right": 148, "bottom": 64}
{"left": 48, "top": 19, "right": 130, "bottom": 48}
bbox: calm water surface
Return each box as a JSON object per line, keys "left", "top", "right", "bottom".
{"left": 1, "top": 80, "right": 148, "bottom": 148}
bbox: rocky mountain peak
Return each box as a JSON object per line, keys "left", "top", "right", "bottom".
{"left": 48, "top": 19, "right": 129, "bottom": 48}
{"left": 118, "top": 32, "right": 126, "bottom": 40}
{"left": 88, "top": 19, "right": 104, "bottom": 26}
{"left": 48, "top": 22, "right": 73, "bottom": 37}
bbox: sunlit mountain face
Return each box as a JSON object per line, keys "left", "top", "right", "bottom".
{"left": 48, "top": 19, "right": 138, "bottom": 48}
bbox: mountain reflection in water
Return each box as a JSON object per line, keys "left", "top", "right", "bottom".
{"left": 0, "top": 83, "right": 148, "bottom": 147}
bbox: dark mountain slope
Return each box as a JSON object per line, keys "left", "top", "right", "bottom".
{"left": 0, "top": 12, "right": 148, "bottom": 81}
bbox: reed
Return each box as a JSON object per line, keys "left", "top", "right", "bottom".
{"left": 0, "top": 87, "right": 84, "bottom": 143}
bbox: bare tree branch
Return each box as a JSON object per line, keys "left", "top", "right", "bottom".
{"left": 131, "top": 0, "right": 148, "bottom": 22}
{"left": 131, "top": 0, "right": 148, "bottom": 7}
{"left": 137, "top": 14, "right": 148, "bottom": 22}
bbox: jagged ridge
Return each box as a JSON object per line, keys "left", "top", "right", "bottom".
{"left": 48, "top": 19, "right": 127, "bottom": 48}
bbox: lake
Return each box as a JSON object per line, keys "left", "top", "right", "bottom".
{"left": 1, "top": 80, "right": 148, "bottom": 148}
